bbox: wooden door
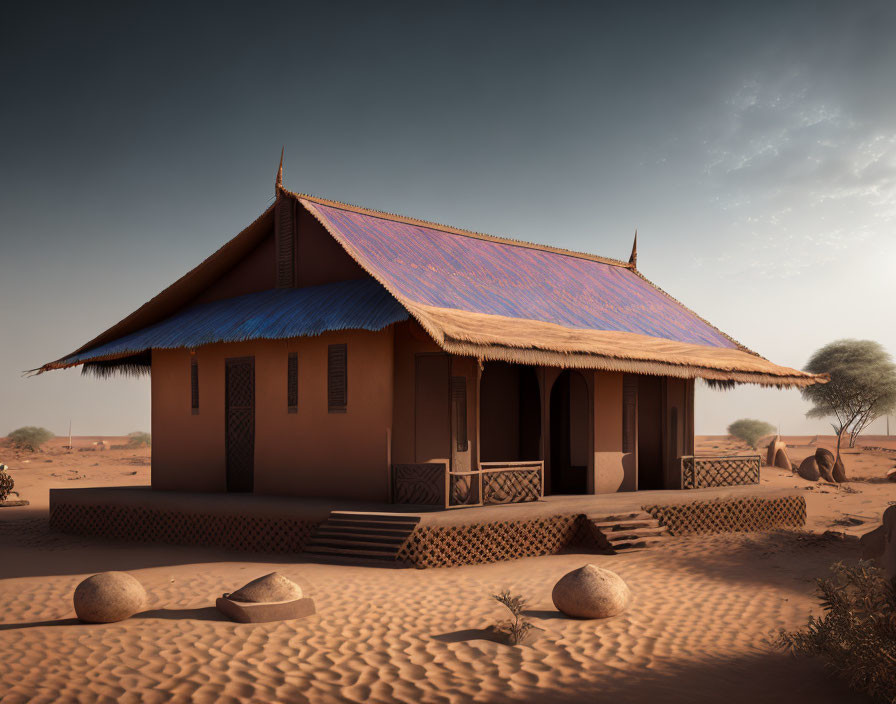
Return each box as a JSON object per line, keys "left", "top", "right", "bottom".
{"left": 225, "top": 356, "right": 255, "bottom": 492}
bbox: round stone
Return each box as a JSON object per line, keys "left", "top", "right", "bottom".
{"left": 73, "top": 572, "right": 147, "bottom": 623}
{"left": 551, "top": 564, "right": 631, "bottom": 619}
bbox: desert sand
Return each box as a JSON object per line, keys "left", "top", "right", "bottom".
{"left": 1, "top": 435, "right": 894, "bottom": 703}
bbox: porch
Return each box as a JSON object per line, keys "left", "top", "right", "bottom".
{"left": 49, "top": 483, "right": 805, "bottom": 567}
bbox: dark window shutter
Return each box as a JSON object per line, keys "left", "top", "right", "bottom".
{"left": 622, "top": 374, "right": 637, "bottom": 452}
{"left": 287, "top": 352, "right": 298, "bottom": 412}
{"left": 328, "top": 344, "right": 347, "bottom": 413}
{"left": 451, "top": 376, "right": 468, "bottom": 451}
{"left": 190, "top": 359, "right": 199, "bottom": 414}
{"left": 275, "top": 197, "right": 296, "bottom": 288}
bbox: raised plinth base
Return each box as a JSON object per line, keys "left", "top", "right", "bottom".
{"left": 215, "top": 597, "right": 316, "bottom": 623}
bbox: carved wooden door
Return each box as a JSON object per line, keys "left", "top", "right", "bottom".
{"left": 225, "top": 356, "right": 255, "bottom": 492}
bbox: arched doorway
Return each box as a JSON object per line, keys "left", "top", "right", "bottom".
{"left": 480, "top": 363, "right": 541, "bottom": 462}
{"left": 549, "top": 370, "right": 589, "bottom": 494}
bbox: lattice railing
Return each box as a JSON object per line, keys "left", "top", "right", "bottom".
{"left": 680, "top": 455, "right": 761, "bottom": 489}
{"left": 392, "top": 461, "right": 544, "bottom": 509}
{"left": 391, "top": 463, "right": 447, "bottom": 506}
{"left": 448, "top": 461, "right": 544, "bottom": 509}
{"left": 480, "top": 463, "right": 543, "bottom": 505}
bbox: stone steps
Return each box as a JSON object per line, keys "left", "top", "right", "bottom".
{"left": 303, "top": 511, "right": 420, "bottom": 565}
{"left": 587, "top": 511, "right": 670, "bottom": 553}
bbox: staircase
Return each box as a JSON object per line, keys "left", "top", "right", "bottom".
{"left": 303, "top": 511, "right": 420, "bottom": 565}
{"left": 587, "top": 511, "right": 670, "bottom": 553}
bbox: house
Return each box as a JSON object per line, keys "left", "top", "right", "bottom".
{"left": 37, "top": 164, "right": 823, "bottom": 506}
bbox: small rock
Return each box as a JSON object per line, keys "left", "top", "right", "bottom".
{"left": 73, "top": 572, "right": 147, "bottom": 623}
{"left": 551, "top": 564, "right": 631, "bottom": 619}
{"left": 886, "top": 468, "right": 896, "bottom": 482}
{"left": 797, "top": 456, "right": 820, "bottom": 481}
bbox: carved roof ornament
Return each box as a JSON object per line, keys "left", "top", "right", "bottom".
{"left": 275, "top": 147, "right": 284, "bottom": 196}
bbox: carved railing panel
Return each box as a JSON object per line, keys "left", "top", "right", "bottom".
{"left": 391, "top": 463, "right": 446, "bottom": 505}
{"left": 478, "top": 461, "right": 543, "bottom": 506}
{"left": 449, "top": 473, "right": 477, "bottom": 507}
{"left": 680, "top": 455, "right": 760, "bottom": 489}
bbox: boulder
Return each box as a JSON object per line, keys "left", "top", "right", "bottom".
{"left": 73, "top": 572, "right": 147, "bottom": 623}
{"left": 815, "top": 448, "right": 846, "bottom": 483}
{"left": 226, "top": 572, "right": 303, "bottom": 603}
{"left": 551, "top": 564, "right": 631, "bottom": 619}
{"left": 887, "top": 468, "right": 896, "bottom": 482}
{"left": 797, "top": 456, "right": 820, "bottom": 482}
{"left": 766, "top": 436, "right": 786, "bottom": 466}
{"left": 860, "top": 505, "right": 896, "bottom": 581}
{"left": 773, "top": 448, "right": 792, "bottom": 472}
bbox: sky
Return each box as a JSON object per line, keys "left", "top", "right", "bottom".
{"left": 1, "top": 0, "right": 895, "bottom": 437}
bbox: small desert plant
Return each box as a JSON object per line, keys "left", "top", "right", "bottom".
{"left": 726, "top": 418, "right": 775, "bottom": 449}
{"left": 492, "top": 590, "right": 535, "bottom": 645}
{"left": 7, "top": 426, "right": 54, "bottom": 451}
{"left": 779, "top": 561, "right": 896, "bottom": 702}
{"left": 0, "top": 466, "right": 15, "bottom": 502}
{"left": 126, "top": 431, "right": 152, "bottom": 448}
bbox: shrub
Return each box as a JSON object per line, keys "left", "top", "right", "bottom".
{"left": 126, "top": 431, "right": 152, "bottom": 448}
{"left": 726, "top": 419, "right": 775, "bottom": 449}
{"left": 7, "top": 426, "right": 54, "bottom": 451}
{"left": 492, "top": 590, "right": 534, "bottom": 645}
{"left": 779, "top": 561, "right": 896, "bottom": 703}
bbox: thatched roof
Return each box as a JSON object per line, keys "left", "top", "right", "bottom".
{"left": 35, "top": 185, "right": 825, "bottom": 388}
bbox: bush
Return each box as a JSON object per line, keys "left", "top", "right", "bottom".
{"left": 126, "top": 431, "right": 151, "bottom": 448}
{"left": 7, "top": 426, "right": 54, "bottom": 451}
{"left": 492, "top": 590, "right": 534, "bottom": 645}
{"left": 779, "top": 561, "right": 896, "bottom": 703}
{"left": 726, "top": 418, "right": 775, "bottom": 449}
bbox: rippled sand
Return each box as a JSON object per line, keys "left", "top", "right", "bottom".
{"left": 0, "top": 518, "right": 869, "bottom": 704}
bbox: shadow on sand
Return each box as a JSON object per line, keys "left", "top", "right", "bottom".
{"left": 0, "top": 606, "right": 229, "bottom": 631}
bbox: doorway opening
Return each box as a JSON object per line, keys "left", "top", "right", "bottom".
{"left": 637, "top": 375, "right": 664, "bottom": 490}
{"left": 549, "top": 370, "right": 589, "bottom": 494}
{"left": 479, "top": 362, "right": 541, "bottom": 462}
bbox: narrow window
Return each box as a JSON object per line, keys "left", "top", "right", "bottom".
{"left": 190, "top": 359, "right": 199, "bottom": 414}
{"left": 327, "top": 344, "right": 347, "bottom": 413}
{"left": 451, "top": 376, "right": 467, "bottom": 451}
{"left": 287, "top": 352, "right": 298, "bottom": 413}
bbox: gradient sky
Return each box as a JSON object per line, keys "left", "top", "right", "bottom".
{"left": 2, "top": 1, "right": 895, "bottom": 437}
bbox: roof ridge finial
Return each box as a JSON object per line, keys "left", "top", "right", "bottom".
{"left": 629, "top": 229, "right": 638, "bottom": 269}
{"left": 275, "top": 147, "right": 284, "bottom": 196}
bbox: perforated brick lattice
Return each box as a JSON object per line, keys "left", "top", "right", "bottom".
{"left": 644, "top": 495, "right": 806, "bottom": 535}
{"left": 50, "top": 503, "right": 319, "bottom": 553}
{"left": 397, "top": 514, "right": 590, "bottom": 568}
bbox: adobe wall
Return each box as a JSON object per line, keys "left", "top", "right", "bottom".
{"left": 593, "top": 370, "right": 636, "bottom": 493}
{"left": 296, "top": 207, "right": 367, "bottom": 287}
{"left": 151, "top": 327, "right": 395, "bottom": 501}
{"left": 191, "top": 229, "right": 277, "bottom": 305}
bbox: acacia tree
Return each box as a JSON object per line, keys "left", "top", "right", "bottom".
{"left": 727, "top": 419, "right": 776, "bottom": 449}
{"left": 801, "top": 340, "right": 896, "bottom": 462}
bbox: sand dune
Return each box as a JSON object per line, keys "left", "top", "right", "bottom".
{"left": 0, "top": 525, "right": 867, "bottom": 703}
{"left": 0, "top": 436, "right": 889, "bottom": 702}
